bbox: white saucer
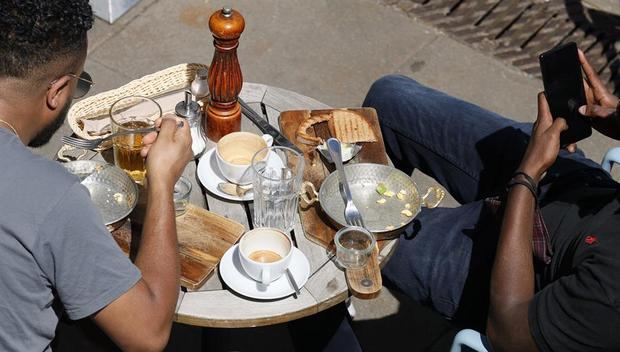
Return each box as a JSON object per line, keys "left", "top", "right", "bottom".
{"left": 219, "top": 244, "right": 310, "bottom": 300}
{"left": 197, "top": 148, "right": 284, "bottom": 202}
{"left": 197, "top": 148, "right": 252, "bottom": 201}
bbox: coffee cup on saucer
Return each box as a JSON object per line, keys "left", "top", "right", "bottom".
{"left": 216, "top": 132, "right": 273, "bottom": 185}
{"left": 238, "top": 227, "right": 293, "bottom": 285}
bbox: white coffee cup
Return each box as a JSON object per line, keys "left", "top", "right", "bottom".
{"left": 238, "top": 227, "right": 293, "bottom": 285}
{"left": 216, "top": 132, "right": 273, "bottom": 185}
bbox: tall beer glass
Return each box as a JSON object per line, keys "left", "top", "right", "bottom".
{"left": 110, "top": 96, "right": 162, "bottom": 183}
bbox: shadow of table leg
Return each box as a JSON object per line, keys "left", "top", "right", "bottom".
{"left": 288, "top": 303, "right": 362, "bottom": 352}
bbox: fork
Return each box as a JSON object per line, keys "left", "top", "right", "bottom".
{"left": 61, "top": 127, "right": 158, "bottom": 150}
{"left": 62, "top": 122, "right": 183, "bottom": 150}
{"left": 326, "top": 138, "right": 365, "bottom": 228}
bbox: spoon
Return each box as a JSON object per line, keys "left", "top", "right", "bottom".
{"left": 316, "top": 141, "right": 362, "bottom": 163}
{"left": 285, "top": 268, "right": 301, "bottom": 298}
{"left": 217, "top": 182, "right": 253, "bottom": 197}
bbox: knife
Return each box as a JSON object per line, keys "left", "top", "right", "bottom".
{"left": 238, "top": 97, "right": 302, "bottom": 154}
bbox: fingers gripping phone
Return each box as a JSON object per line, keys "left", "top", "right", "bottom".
{"left": 539, "top": 42, "right": 592, "bottom": 146}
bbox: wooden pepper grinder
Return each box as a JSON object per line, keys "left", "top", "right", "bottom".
{"left": 204, "top": 7, "right": 245, "bottom": 142}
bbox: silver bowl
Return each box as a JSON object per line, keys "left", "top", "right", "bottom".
{"left": 301, "top": 163, "right": 444, "bottom": 238}
{"left": 63, "top": 160, "right": 139, "bottom": 231}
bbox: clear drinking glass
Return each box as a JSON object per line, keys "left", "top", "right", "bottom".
{"left": 173, "top": 176, "right": 192, "bottom": 216}
{"left": 334, "top": 226, "right": 376, "bottom": 269}
{"left": 251, "top": 146, "right": 305, "bottom": 232}
{"left": 110, "top": 96, "right": 162, "bottom": 184}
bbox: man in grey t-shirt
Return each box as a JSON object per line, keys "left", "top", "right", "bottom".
{"left": 0, "top": 1, "right": 192, "bottom": 351}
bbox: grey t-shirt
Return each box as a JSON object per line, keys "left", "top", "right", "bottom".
{"left": 0, "top": 129, "right": 141, "bottom": 351}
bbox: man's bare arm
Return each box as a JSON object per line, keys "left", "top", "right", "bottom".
{"left": 487, "top": 93, "right": 567, "bottom": 352}
{"left": 487, "top": 184, "right": 538, "bottom": 351}
{"left": 92, "top": 117, "right": 192, "bottom": 352}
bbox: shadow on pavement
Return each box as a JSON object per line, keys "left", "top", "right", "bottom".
{"left": 351, "top": 287, "right": 461, "bottom": 352}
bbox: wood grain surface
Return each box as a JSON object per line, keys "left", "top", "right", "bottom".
{"left": 279, "top": 107, "right": 388, "bottom": 298}
{"left": 280, "top": 108, "right": 388, "bottom": 248}
{"left": 345, "top": 244, "right": 382, "bottom": 299}
{"left": 111, "top": 204, "right": 244, "bottom": 290}
{"left": 59, "top": 83, "right": 392, "bottom": 327}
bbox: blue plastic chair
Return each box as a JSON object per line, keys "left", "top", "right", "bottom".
{"left": 602, "top": 147, "right": 620, "bottom": 173}
{"left": 450, "top": 329, "right": 490, "bottom": 352}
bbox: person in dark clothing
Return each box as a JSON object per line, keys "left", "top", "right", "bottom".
{"left": 363, "top": 50, "right": 620, "bottom": 351}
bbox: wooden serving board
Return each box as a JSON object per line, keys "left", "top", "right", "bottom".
{"left": 279, "top": 107, "right": 389, "bottom": 298}
{"left": 280, "top": 108, "right": 389, "bottom": 248}
{"left": 346, "top": 245, "right": 381, "bottom": 299}
{"left": 111, "top": 204, "right": 245, "bottom": 290}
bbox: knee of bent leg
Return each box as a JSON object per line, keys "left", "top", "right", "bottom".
{"left": 363, "top": 74, "right": 420, "bottom": 106}
{"left": 363, "top": 75, "right": 423, "bottom": 127}
{"left": 364, "top": 75, "right": 405, "bottom": 105}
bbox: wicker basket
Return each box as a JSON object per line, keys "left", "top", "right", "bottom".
{"left": 67, "top": 63, "right": 208, "bottom": 140}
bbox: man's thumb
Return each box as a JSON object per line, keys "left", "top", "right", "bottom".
{"left": 551, "top": 117, "right": 568, "bottom": 134}
{"left": 578, "top": 104, "right": 615, "bottom": 119}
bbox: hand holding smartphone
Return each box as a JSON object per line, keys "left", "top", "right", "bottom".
{"left": 539, "top": 42, "right": 592, "bottom": 146}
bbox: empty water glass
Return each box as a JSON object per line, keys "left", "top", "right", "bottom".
{"left": 173, "top": 176, "right": 192, "bottom": 216}
{"left": 334, "top": 226, "right": 375, "bottom": 269}
{"left": 251, "top": 146, "right": 304, "bottom": 232}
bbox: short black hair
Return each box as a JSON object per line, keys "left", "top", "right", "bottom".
{"left": 0, "top": 0, "right": 93, "bottom": 79}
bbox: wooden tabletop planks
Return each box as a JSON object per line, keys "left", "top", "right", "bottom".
{"left": 54, "top": 82, "right": 397, "bottom": 327}
{"left": 176, "top": 84, "right": 368, "bottom": 327}
{"left": 175, "top": 287, "right": 318, "bottom": 328}
{"left": 278, "top": 107, "right": 389, "bottom": 299}
{"left": 65, "top": 82, "right": 397, "bottom": 327}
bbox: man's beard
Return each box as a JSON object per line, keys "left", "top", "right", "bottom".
{"left": 28, "top": 100, "right": 71, "bottom": 148}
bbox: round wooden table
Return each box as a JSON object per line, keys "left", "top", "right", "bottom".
{"left": 174, "top": 83, "right": 397, "bottom": 328}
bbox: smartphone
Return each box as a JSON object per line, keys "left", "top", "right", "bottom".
{"left": 539, "top": 42, "right": 592, "bottom": 146}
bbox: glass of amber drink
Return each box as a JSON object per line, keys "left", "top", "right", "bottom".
{"left": 110, "top": 96, "right": 162, "bottom": 183}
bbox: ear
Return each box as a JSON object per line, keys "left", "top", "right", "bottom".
{"left": 46, "top": 75, "right": 73, "bottom": 111}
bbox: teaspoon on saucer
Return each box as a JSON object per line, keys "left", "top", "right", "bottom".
{"left": 217, "top": 182, "right": 253, "bottom": 197}
{"left": 286, "top": 268, "right": 301, "bottom": 298}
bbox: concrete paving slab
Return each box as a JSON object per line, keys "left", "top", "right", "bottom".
{"left": 84, "top": 59, "right": 134, "bottom": 96}
{"left": 87, "top": 0, "right": 438, "bottom": 107}
{"left": 87, "top": 0, "right": 159, "bottom": 54}
{"left": 88, "top": 0, "right": 214, "bottom": 80}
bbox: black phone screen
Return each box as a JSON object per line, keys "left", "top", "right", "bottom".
{"left": 539, "top": 42, "right": 592, "bottom": 145}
